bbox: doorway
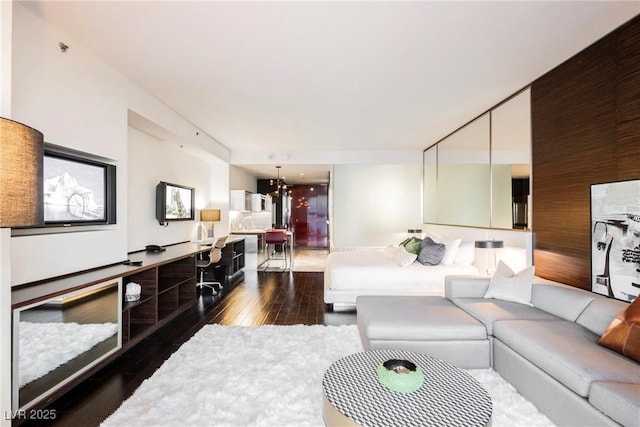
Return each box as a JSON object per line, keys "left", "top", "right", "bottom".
{"left": 290, "top": 184, "right": 329, "bottom": 248}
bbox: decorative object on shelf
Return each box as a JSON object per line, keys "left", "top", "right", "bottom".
{"left": 376, "top": 358, "right": 424, "bottom": 393}
{"left": 125, "top": 282, "right": 141, "bottom": 302}
{"left": 200, "top": 208, "right": 221, "bottom": 238}
{"left": 0, "top": 117, "right": 44, "bottom": 228}
{"left": 475, "top": 240, "right": 504, "bottom": 275}
{"left": 591, "top": 179, "right": 640, "bottom": 302}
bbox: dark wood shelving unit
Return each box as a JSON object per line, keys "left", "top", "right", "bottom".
{"left": 11, "top": 242, "right": 211, "bottom": 416}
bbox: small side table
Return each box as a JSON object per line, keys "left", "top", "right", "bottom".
{"left": 322, "top": 350, "right": 492, "bottom": 427}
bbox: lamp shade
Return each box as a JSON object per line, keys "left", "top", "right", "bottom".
{"left": 200, "top": 209, "right": 221, "bottom": 222}
{"left": 0, "top": 118, "right": 44, "bottom": 228}
{"left": 475, "top": 240, "right": 504, "bottom": 249}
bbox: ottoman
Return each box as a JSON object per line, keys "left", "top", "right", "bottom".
{"left": 322, "top": 350, "right": 493, "bottom": 427}
{"left": 357, "top": 296, "right": 490, "bottom": 368}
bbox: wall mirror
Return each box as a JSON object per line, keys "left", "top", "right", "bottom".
{"left": 13, "top": 279, "right": 122, "bottom": 411}
{"left": 422, "top": 88, "right": 531, "bottom": 230}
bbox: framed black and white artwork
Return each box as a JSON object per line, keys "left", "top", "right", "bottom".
{"left": 591, "top": 179, "right": 640, "bottom": 302}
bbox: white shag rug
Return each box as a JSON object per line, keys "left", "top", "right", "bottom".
{"left": 102, "top": 325, "right": 555, "bottom": 427}
{"left": 19, "top": 321, "right": 118, "bottom": 387}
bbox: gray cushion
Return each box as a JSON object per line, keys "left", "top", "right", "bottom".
{"left": 531, "top": 280, "right": 595, "bottom": 321}
{"left": 589, "top": 382, "right": 640, "bottom": 427}
{"left": 357, "top": 296, "right": 487, "bottom": 341}
{"left": 493, "top": 319, "right": 640, "bottom": 397}
{"left": 577, "top": 297, "right": 631, "bottom": 336}
{"left": 452, "top": 297, "right": 559, "bottom": 334}
{"left": 416, "top": 237, "right": 445, "bottom": 265}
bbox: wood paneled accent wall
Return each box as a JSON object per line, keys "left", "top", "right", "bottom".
{"left": 531, "top": 15, "right": 640, "bottom": 290}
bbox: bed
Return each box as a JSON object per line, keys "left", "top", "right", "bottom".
{"left": 323, "top": 242, "right": 479, "bottom": 309}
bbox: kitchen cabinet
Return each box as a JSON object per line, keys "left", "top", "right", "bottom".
{"left": 251, "top": 193, "right": 268, "bottom": 212}
{"left": 230, "top": 190, "right": 251, "bottom": 211}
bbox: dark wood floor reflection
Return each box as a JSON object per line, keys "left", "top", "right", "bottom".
{"left": 22, "top": 271, "right": 355, "bottom": 427}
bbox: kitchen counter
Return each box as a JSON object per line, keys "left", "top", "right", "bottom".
{"left": 231, "top": 229, "right": 267, "bottom": 235}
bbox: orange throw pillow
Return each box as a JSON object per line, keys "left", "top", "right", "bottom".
{"left": 597, "top": 297, "right": 640, "bottom": 362}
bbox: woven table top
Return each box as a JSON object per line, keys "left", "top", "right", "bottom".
{"left": 322, "top": 350, "right": 492, "bottom": 427}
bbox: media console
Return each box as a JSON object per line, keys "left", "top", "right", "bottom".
{"left": 10, "top": 240, "right": 240, "bottom": 416}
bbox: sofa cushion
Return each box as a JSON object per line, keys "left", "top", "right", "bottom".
{"left": 597, "top": 297, "right": 640, "bottom": 362}
{"left": 531, "top": 280, "right": 595, "bottom": 321}
{"left": 577, "top": 296, "right": 632, "bottom": 336}
{"left": 452, "top": 298, "right": 559, "bottom": 335}
{"left": 493, "top": 319, "right": 640, "bottom": 397}
{"left": 357, "top": 295, "right": 487, "bottom": 341}
{"left": 483, "top": 261, "right": 534, "bottom": 306}
{"left": 589, "top": 382, "right": 640, "bottom": 427}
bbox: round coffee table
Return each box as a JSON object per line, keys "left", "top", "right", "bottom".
{"left": 322, "top": 350, "right": 492, "bottom": 427}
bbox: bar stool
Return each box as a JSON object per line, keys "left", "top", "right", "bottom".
{"left": 264, "top": 229, "right": 288, "bottom": 271}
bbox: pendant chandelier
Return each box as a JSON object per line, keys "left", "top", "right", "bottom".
{"left": 269, "top": 165, "right": 288, "bottom": 196}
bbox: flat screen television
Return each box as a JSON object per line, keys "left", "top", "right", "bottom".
{"left": 43, "top": 150, "right": 117, "bottom": 226}
{"left": 156, "top": 181, "right": 195, "bottom": 225}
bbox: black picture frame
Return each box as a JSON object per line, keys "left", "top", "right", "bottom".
{"left": 43, "top": 150, "right": 117, "bottom": 226}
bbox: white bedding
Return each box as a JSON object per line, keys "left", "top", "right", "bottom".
{"left": 324, "top": 250, "right": 479, "bottom": 305}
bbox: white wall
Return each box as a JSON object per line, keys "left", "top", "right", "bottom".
{"left": 9, "top": 4, "right": 128, "bottom": 285}
{"left": 332, "top": 164, "right": 422, "bottom": 248}
{"left": 127, "top": 127, "right": 229, "bottom": 251}
{"left": 229, "top": 165, "right": 258, "bottom": 192}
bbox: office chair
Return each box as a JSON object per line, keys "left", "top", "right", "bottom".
{"left": 263, "top": 229, "right": 288, "bottom": 271}
{"left": 196, "top": 236, "right": 227, "bottom": 294}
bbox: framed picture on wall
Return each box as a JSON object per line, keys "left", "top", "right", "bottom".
{"left": 590, "top": 179, "right": 640, "bottom": 302}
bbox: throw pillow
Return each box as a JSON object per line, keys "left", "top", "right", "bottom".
{"left": 597, "top": 297, "right": 640, "bottom": 363}
{"left": 416, "top": 237, "right": 445, "bottom": 265}
{"left": 454, "top": 241, "right": 475, "bottom": 265}
{"left": 484, "top": 261, "right": 535, "bottom": 306}
{"left": 400, "top": 237, "right": 423, "bottom": 255}
{"left": 382, "top": 245, "right": 397, "bottom": 260}
{"left": 392, "top": 245, "right": 418, "bottom": 267}
{"left": 441, "top": 238, "right": 462, "bottom": 265}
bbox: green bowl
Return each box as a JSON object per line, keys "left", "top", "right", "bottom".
{"left": 376, "top": 359, "right": 424, "bottom": 393}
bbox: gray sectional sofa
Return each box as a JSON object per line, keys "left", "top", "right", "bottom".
{"left": 357, "top": 275, "right": 640, "bottom": 427}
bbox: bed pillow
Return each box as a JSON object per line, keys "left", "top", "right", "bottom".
{"left": 597, "top": 297, "right": 640, "bottom": 362}
{"left": 400, "top": 236, "right": 423, "bottom": 255}
{"left": 382, "top": 245, "right": 397, "bottom": 259}
{"left": 417, "top": 237, "right": 445, "bottom": 265}
{"left": 440, "top": 238, "right": 462, "bottom": 265}
{"left": 454, "top": 241, "right": 475, "bottom": 265}
{"left": 484, "top": 261, "right": 535, "bottom": 306}
{"left": 382, "top": 245, "right": 417, "bottom": 267}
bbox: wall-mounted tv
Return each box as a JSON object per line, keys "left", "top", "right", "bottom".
{"left": 156, "top": 181, "right": 195, "bottom": 226}
{"left": 43, "top": 149, "right": 117, "bottom": 226}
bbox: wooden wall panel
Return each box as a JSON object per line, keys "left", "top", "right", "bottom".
{"left": 531, "top": 15, "right": 640, "bottom": 290}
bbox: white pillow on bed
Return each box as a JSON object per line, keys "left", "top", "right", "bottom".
{"left": 382, "top": 245, "right": 417, "bottom": 267}
{"left": 441, "top": 238, "right": 462, "bottom": 265}
{"left": 454, "top": 241, "right": 475, "bottom": 265}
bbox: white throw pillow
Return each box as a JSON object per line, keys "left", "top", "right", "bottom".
{"left": 392, "top": 245, "right": 418, "bottom": 267}
{"left": 441, "top": 238, "right": 462, "bottom": 265}
{"left": 454, "top": 241, "right": 475, "bottom": 265}
{"left": 382, "top": 245, "right": 397, "bottom": 259}
{"left": 484, "top": 261, "right": 535, "bottom": 306}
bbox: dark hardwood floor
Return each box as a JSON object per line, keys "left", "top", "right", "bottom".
{"left": 21, "top": 270, "right": 355, "bottom": 427}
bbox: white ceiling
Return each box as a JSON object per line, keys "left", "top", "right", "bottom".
{"left": 21, "top": 1, "right": 639, "bottom": 184}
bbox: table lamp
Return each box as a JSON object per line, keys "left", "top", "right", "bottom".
{"left": 200, "top": 209, "right": 221, "bottom": 238}
{"left": 1, "top": 118, "right": 44, "bottom": 228}
{"left": 474, "top": 240, "right": 504, "bottom": 275}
